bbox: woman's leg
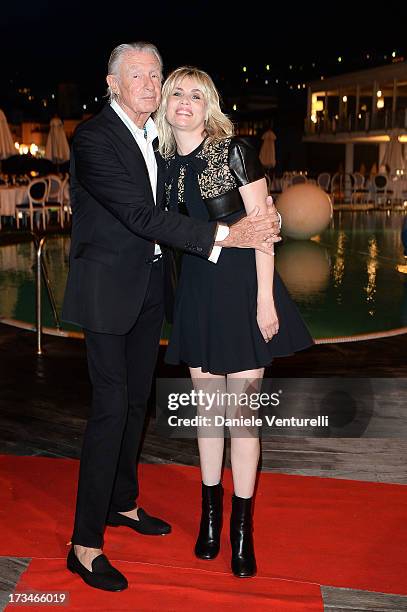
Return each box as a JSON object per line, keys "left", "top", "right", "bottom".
{"left": 227, "top": 368, "right": 264, "bottom": 498}
{"left": 189, "top": 367, "right": 226, "bottom": 559}
{"left": 226, "top": 367, "right": 264, "bottom": 577}
{"left": 189, "top": 367, "right": 226, "bottom": 486}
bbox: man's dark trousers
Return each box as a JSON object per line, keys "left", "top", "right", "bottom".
{"left": 71, "top": 258, "right": 164, "bottom": 548}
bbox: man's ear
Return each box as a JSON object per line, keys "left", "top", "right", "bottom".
{"left": 106, "top": 75, "right": 118, "bottom": 94}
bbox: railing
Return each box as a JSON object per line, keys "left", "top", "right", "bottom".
{"left": 31, "top": 233, "right": 61, "bottom": 355}
{"left": 305, "top": 108, "right": 407, "bottom": 136}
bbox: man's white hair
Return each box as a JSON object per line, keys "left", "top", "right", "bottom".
{"left": 106, "top": 42, "right": 163, "bottom": 103}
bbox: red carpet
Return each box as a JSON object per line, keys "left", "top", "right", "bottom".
{"left": 9, "top": 559, "right": 322, "bottom": 611}
{"left": 1, "top": 455, "right": 407, "bottom": 608}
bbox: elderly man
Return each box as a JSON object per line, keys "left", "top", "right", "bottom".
{"left": 63, "top": 41, "right": 280, "bottom": 591}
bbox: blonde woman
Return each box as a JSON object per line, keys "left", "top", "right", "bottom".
{"left": 156, "top": 67, "right": 313, "bottom": 577}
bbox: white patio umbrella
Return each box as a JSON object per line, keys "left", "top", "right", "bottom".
{"left": 45, "top": 117, "right": 70, "bottom": 163}
{"left": 0, "top": 109, "right": 16, "bottom": 160}
{"left": 259, "top": 129, "right": 276, "bottom": 169}
{"left": 380, "top": 132, "right": 405, "bottom": 175}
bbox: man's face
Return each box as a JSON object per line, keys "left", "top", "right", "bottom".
{"left": 108, "top": 50, "right": 162, "bottom": 119}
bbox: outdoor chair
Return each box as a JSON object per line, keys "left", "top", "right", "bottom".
{"left": 15, "top": 178, "right": 48, "bottom": 229}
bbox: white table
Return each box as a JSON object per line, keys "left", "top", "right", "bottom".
{"left": 390, "top": 177, "right": 407, "bottom": 202}
{"left": 0, "top": 186, "right": 28, "bottom": 228}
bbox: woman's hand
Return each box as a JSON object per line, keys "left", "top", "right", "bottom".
{"left": 257, "top": 296, "right": 279, "bottom": 342}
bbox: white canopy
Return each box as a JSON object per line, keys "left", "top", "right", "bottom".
{"left": 0, "top": 109, "right": 16, "bottom": 160}
{"left": 380, "top": 132, "right": 405, "bottom": 175}
{"left": 259, "top": 129, "right": 276, "bottom": 169}
{"left": 45, "top": 117, "right": 70, "bottom": 163}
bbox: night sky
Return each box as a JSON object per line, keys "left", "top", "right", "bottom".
{"left": 1, "top": 2, "right": 406, "bottom": 173}
{"left": 2, "top": 0, "right": 406, "bottom": 92}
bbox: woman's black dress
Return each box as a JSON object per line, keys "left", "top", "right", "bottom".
{"left": 164, "top": 136, "right": 313, "bottom": 374}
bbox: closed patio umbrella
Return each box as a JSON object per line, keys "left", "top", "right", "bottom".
{"left": 380, "top": 132, "right": 405, "bottom": 175}
{"left": 259, "top": 129, "right": 276, "bottom": 169}
{"left": 45, "top": 117, "right": 70, "bottom": 163}
{"left": 0, "top": 109, "right": 16, "bottom": 160}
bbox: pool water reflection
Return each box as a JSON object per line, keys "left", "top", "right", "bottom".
{"left": 0, "top": 211, "right": 406, "bottom": 340}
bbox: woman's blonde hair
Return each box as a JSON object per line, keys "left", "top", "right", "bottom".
{"left": 155, "top": 66, "right": 234, "bottom": 158}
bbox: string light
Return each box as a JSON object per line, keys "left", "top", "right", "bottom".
{"left": 16, "top": 47, "right": 407, "bottom": 109}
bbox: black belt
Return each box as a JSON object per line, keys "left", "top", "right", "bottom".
{"left": 205, "top": 188, "right": 245, "bottom": 221}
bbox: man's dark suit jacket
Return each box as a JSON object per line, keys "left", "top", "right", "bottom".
{"left": 62, "top": 104, "right": 217, "bottom": 334}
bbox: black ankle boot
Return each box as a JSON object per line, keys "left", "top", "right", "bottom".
{"left": 230, "top": 494, "right": 257, "bottom": 577}
{"left": 194, "top": 482, "right": 223, "bottom": 559}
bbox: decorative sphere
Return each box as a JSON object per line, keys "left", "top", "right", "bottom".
{"left": 275, "top": 240, "right": 330, "bottom": 298}
{"left": 276, "top": 184, "right": 333, "bottom": 239}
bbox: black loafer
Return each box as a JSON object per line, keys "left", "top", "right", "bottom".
{"left": 106, "top": 508, "right": 171, "bottom": 535}
{"left": 67, "top": 547, "right": 128, "bottom": 591}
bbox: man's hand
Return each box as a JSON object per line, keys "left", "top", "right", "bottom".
{"left": 265, "top": 195, "right": 281, "bottom": 230}
{"left": 215, "top": 196, "right": 281, "bottom": 255}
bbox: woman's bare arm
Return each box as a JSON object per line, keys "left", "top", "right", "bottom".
{"left": 238, "top": 178, "right": 279, "bottom": 342}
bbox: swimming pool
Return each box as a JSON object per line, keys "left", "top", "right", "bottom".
{"left": 0, "top": 211, "right": 406, "bottom": 341}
